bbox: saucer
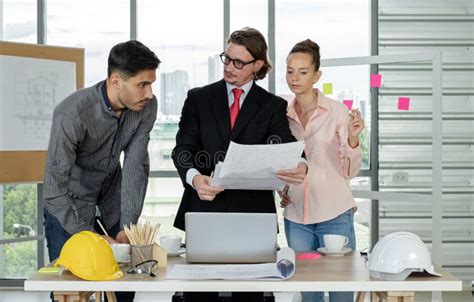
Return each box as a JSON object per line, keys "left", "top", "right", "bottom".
{"left": 117, "top": 256, "right": 130, "bottom": 265}
{"left": 317, "top": 247, "right": 352, "bottom": 256}
{"left": 167, "top": 248, "right": 186, "bottom": 257}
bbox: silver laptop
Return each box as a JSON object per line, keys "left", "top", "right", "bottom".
{"left": 185, "top": 212, "right": 278, "bottom": 263}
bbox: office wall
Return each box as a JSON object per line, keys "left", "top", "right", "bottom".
{"left": 378, "top": 0, "right": 474, "bottom": 283}
{"left": 0, "top": 0, "right": 3, "bottom": 40}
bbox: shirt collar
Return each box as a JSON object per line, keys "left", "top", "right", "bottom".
{"left": 287, "top": 88, "right": 330, "bottom": 120}
{"left": 100, "top": 80, "right": 112, "bottom": 111}
{"left": 101, "top": 80, "right": 128, "bottom": 117}
{"left": 226, "top": 79, "right": 254, "bottom": 100}
{"left": 100, "top": 80, "right": 113, "bottom": 111}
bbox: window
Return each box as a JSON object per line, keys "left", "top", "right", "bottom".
{"left": 275, "top": 0, "right": 370, "bottom": 80}
{"left": 138, "top": 0, "right": 224, "bottom": 166}
{"left": 149, "top": 122, "right": 179, "bottom": 171}
{"left": 1, "top": 0, "right": 39, "bottom": 281}
{"left": 2, "top": 0, "right": 37, "bottom": 43}
{"left": 0, "top": 184, "right": 38, "bottom": 279}
{"left": 350, "top": 177, "right": 371, "bottom": 250}
{"left": 138, "top": 0, "right": 223, "bottom": 235}
{"left": 138, "top": 0, "right": 223, "bottom": 101}
{"left": 275, "top": 0, "right": 371, "bottom": 169}
{"left": 143, "top": 178, "right": 184, "bottom": 237}
{"left": 230, "top": 0, "right": 267, "bottom": 35}
{"left": 47, "top": 0, "right": 129, "bottom": 86}
{"left": 312, "top": 65, "right": 371, "bottom": 169}
{"left": 229, "top": 0, "right": 268, "bottom": 90}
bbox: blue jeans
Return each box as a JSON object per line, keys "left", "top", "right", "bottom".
{"left": 44, "top": 208, "right": 135, "bottom": 302}
{"left": 284, "top": 209, "right": 356, "bottom": 302}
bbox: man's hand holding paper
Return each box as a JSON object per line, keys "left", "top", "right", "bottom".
{"left": 193, "top": 175, "right": 224, "bottom": 201}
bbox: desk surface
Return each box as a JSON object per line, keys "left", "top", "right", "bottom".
{"left": 25, "top": 252, "right": 462, "bottom": 292}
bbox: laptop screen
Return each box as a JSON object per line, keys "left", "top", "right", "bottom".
{"left": 185, "top": 212, "right": 278, "bottom": 263}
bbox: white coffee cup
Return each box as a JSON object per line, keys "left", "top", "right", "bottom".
{"left": 110, "top": 243, "right": 130, "bottom": 263}
{"left": 159, "top": 235, "right": 182, "bottom": 252}
{"left": 323, "top": 234, "right": 349, "bottom": 252}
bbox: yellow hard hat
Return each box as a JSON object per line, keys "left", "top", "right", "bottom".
{"left": 55, "top": 231, "right": 123, "bottom": 281}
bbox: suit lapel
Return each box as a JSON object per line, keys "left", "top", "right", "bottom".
{"left": 211, "top": 80, "right": 231, "bottom": 142}
{"left": 230, "top": 82, "right": 262, "bottom": 141}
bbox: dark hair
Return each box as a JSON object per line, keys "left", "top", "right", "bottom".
{"left": 107, "top": 40, "right": 161, "bottom": 79}
{"left": 227, "top": 27, "right": 272, "bottom": 80}
{"left": 288, "top": 39, "right": 321, "bottom": 71}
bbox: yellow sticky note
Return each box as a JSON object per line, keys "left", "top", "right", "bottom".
{"left": 323, "top": 83, "right": 333, "bottom": 94}
{"left": 38, "top": 267, "right": 62, "bottom": 273}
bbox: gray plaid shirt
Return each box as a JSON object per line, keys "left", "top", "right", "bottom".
{"left": 43, "top": 81, "right": 157, "bottom": 234}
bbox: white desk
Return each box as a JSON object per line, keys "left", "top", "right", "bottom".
{"left": 24, "top": 252, "right": 462, "bottom": 302}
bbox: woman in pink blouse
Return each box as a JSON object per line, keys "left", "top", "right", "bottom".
{"left": 281, "top": 39, "right": 365, "bottom": 302}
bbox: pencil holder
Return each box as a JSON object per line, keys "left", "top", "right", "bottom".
{"left": 130, "top": 244, "right": 153, "bottom": 268}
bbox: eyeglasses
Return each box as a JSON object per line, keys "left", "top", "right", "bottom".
{"left": 219, "top": 52, "right": 256, "bottom": 69}
{"left": 127, "top": 259, "right": 158, "bottom": 277}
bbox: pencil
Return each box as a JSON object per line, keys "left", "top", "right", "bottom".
{"left": 96, "top": 219, "right": 109, "bottom": 237}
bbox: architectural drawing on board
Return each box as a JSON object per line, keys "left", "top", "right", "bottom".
{"left": 14, "top": 72, "right": 58, "bottom": 143}
{"left": 0, "top": 55, "right": 76, "bottom": 151}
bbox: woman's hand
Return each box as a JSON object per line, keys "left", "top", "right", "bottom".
{"left": 278, "top": 185, "right": 292, "bottom": 208}
{"left": 276, "top": 162, "right": 308, "bottom": 185}
{"left": 348, "top": 109, "right": 365, "bottom": 148}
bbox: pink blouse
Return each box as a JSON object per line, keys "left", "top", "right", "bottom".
{"left": 284, "top": 89, "right": 360, "bottom": 225}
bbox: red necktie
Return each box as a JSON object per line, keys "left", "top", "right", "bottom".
{"left": 230, "top": 88, "right": 243, "bottom": 129}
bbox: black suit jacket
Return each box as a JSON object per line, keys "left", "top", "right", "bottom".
{"left": 172, "top": 79, "right": 296, "bottom": 230}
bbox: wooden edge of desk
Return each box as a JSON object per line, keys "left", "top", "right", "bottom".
{"left": 24, "top": 279, "right": 463, "bottom": 293}
{"left": 24, "top": 255, "right": 463, "bottom": 293}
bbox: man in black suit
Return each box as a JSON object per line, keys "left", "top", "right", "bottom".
{"left": 172, "top": 28, "right": 307, "bottom": 302}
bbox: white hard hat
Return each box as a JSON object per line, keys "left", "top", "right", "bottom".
{"left": 367, "top": 232, "right": 442, "bottom": 281}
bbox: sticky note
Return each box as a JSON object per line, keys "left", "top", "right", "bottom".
{"left": 296, "top": 252, "right": 322, "bottom": 260}
{"left": 370, "top": 74, "right": 382, "bottom": 87}
{"left": 398, "top": 97, "right": 410, "bottom": 110}
{"left": 322, "top": 83, "right": 333, "bottom": 94}
{"left": 343, "top": 100, "right": 353, "bottom": 110}
{"left": 38, "top": 267, "right": 62, "bottom": 273}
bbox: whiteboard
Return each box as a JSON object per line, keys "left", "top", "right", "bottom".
{"left": 0, "top": 55, "right": 76, "bottom": 151}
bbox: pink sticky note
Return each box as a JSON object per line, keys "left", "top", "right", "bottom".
{"left": 296, "top": 252, "right": 322, "bottom": 260}
{"left": 343, "top": 100, "right": 353, "bottom": 110}
{"left": 370, "top": 74, "right": 382, "bottom": 87}
{"left": 398, "top": 97, "right": 410, "bottom": 110}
